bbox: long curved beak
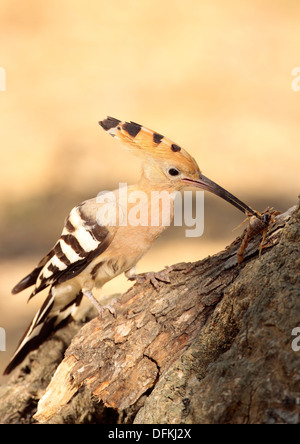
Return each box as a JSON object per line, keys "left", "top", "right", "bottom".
{"left": 182, "top": 174, "right": 260, "bottom": 219}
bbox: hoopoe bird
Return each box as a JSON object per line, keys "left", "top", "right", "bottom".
{"left": 4, "top": 117, "right": 261, "bottom": 375}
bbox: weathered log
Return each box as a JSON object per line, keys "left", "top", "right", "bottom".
{"left": 0, "top": 201, "right": 299, "bottom": 424}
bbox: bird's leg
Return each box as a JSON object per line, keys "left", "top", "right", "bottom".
{"left": 83, "top": 290, "right": 116, "bottom": 318}
{"left": 125, "top": 264, "right": 183, "bottom": 290}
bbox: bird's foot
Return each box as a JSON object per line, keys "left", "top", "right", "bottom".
{"left": 97, "top": 303, "right": 117, "bottom": 318}
{"left": 125, "top": 265, "right": 179, "bottom": 290}
{"left": 83, "top": 290, "right": 117, "bottom": 318}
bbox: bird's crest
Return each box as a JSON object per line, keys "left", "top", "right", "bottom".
{"left": 99, "top": 117, "right": 199, "bottom": 173}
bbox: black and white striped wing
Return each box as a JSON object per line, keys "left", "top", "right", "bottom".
{"left": 12, "top": 199, "right": 115, "bottom": 298}
{"left": 4, "top": 200, "right": 116, "bottom": 374}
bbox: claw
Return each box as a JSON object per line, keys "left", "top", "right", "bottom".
{"left": 99, "top": 303, "right": 117, "bottom": 318}
{"left": 125, "top": 265, "right": 177, "bottom": 290}
{"left": 83, "top": 290, "right": 117, "bottom": 318}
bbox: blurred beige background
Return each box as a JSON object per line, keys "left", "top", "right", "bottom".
{"left": 0, "top": 0, "right": 299, "bottom": 380}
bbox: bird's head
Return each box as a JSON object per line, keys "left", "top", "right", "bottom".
{"left": 99, "top": 117, "right": 260, "bottom": 218}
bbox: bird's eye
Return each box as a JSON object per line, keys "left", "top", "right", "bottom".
{"left": 168, "top": 168, "right": 180, "bottom": 177}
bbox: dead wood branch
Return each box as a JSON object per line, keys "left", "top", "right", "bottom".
{"left": 0, "top": 202, "right": 299, "bottom": 424}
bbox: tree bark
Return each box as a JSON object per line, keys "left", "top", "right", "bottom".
{"left": 0, "top": 200, "right": 299, "bottom": 424}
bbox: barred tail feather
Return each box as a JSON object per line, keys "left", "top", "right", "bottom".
{"left": 12, "top": 250, "right": 55, "bottom": 295}
{"left": 12, "top": 267, "right": 43, "bottom": 295}
{"left": 3, "top": 287, "right": 83, "bottom": 375}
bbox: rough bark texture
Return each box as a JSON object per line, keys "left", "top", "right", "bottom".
{"left": 0, "top": 200, "right": 299, "bottom": 424}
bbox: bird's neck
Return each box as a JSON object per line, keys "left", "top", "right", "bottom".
{"left": 128, "top": 171, "right": 176, "bottom": 229}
